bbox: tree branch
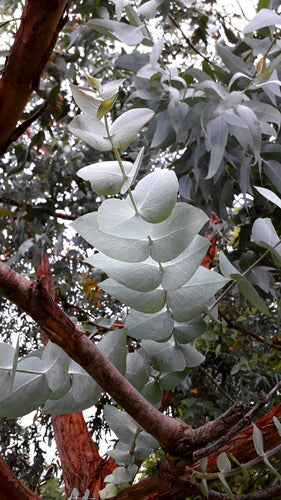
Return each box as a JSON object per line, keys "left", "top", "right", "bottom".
{"left": 0, "top": 260, "right": 183, "bottom": 454}
{"left": 0, "top": 0, "right": 69, "bottom": 156}
{"left": 0, "top": 456, "right": 40, "bottom": 500}
{"left": 193, "top": 382, "right": 281, "bottom": 462}
{"left": 198, "top": 365, "right": 236, "bottom": 404}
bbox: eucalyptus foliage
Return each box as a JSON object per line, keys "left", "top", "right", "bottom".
{"left": 0, "top": 0, "right": 281, "bottom": 497}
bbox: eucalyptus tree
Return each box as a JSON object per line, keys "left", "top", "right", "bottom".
{"left": 0, "top": 1, "right": 281, "bottom": 499}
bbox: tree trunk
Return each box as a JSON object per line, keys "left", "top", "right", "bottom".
{"left": 0, "top": 0, "right": 68, "bottom": 156}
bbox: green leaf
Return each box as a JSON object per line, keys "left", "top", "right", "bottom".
{"left": 42, "top": 341, "right": 69, "bottom": 392}
{"left": 110, "top": 108, "right": 154, "bottom": 149}
{"left": 132, "top": 169, "right": 178, "bottom": 223}
{"left": 104, "top": 405, "right": 138, "bottom": 443}
{"left": 97, "top": 94, "right": 117, "bottom": 119}
{"left": 150, "top": 203, "right": 209, "bottom": 262}
{"left": 86, "top": 76, "right": 101, "bottom": 91}
{"left": 108, "top": 442, "right": 135, "bottom": 466}
{"left": 252, "top": 423, "right": 265, "bottom": 457}
{"left": 141, "top": 379, "right": 162, "bottom": 407}
{"left": 89, "top": 253, "right": 161, "bottom": 292}
{"left": 161, "top": 236, "right": 210, "bottom": 291}
{"left": 10, "top": 337, "right": 20, "bottom": 391}
{"left": 88, "top": 19, "right": 144, "bottom": 45}
{"left": 179, "top": 344, "right": 205, "bottom": 367}
{"left": 106, "top": 464, "right": 138, "bottom": 484}
{"left": 206, "top": 115, "right": 228, "bottom": 179}
{"left": 125, "top": 351, "right": 150, "bottom": 391}
{"left": 70, "top": 84, "right": 101, "bottom": 118}
{"left": 254, "top": 186, "right": 281, "bottom": 209}
{"left": 217, "top": 452, "right": 232, "bottom": 473}
{"left": 200, "top": 457, "right": 208, "bottom": 473}
{"left": 230, "top": 274, "right": 268, "bottom": 314}
{"left": 273, "top": 416, "right": 281, "bottom": 437}
{"left": 201, "top": 478, "right": 209, "bottom": 498}
{"left": 77, "top": 161, "right": 133, "bottom": 195}
{"left": 99, "top": 329, "right": 126, "bottom": 375}
{"left": 173, "top": 318, "right": 206, "bottom": 343}
{"left": 159, "top": 370, "right": 187, "bottom": 390}
{"left": 0, "top": 207, "right": 13, "bottom": 217}
{"left": 70, "top": 359, "right": 102, "bottom": 404}
{"left": 101, "top": 79, "right": 125, "bottom": 100}
{"left": 135, "top": 430, "right": 159, "bottom": 460}
{"left": 0, "top": 357, "right": 50, "bottom": 418}
{"left": 252, "top": 218, "right": 281, "bottom": 261}
{"left": 0, "top": 343, "right": 16, "bottom": 396}
{"left": 236, "top": 105, "right": 261, "bottom": 162}
{"left": 121, "top": 147, "right": 144, "bottom": 194}
{"left": 219, "top": 251, "right": 240, "bottom": 278}
{"left": 97, "top": 198, "right": 150, "bottom": 238}
{"left": 68, "top": 115, "right": 111, "bottom": 151}
{"left": 243, "top": 9, "right": 281, "bottom": 33}
{"left": 125, "top": 309, "right": 174, "bottom": 341}
{"left": 167, "top": 267, "right": 229, "bottom": 322}
{"left": 142, "top": 339, "right": 186, "bottom": 371}
{"left": 73, "top": 213, "right": 150, "bottom": 262}
{"left": 217, "top": 473, "right": 235, "bottom": 500}
{"left": 43, "top": 386, "right": 101, "bottom": 415}
{"left": 100, "top": 278, "right": 166, "bottom": 313}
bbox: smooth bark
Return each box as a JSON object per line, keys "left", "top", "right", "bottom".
{"left": 0, "top": 456, "right": 40, "bottom": 500}
{"left": 0, "top": 0, "right": 68, "bottom": 156}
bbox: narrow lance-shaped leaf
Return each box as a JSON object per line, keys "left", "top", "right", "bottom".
{"left": 243, "top": 9, "right": 281, "bottom": 33}
{"left": 206, "top": 115, "right": 228, "bottom": 179}
{"left": 121, "top": 147, "right": 144, "bottom": 194}
{"left": 230, "top": 274, "right": 268, "bottom": 315}
{"left": 254, "top": 186, "right": 281, "bottom": 209}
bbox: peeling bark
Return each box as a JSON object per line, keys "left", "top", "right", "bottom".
{"left": 52, "top": 413, "right": 116, "bottom": 499}
{"left": 0, "top": 0, "right": 68, "bottom": 156}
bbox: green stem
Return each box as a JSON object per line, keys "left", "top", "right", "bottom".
{"left": 0, "top": 367, "right": 43, "bottom": 375}
{"left": 104, "top": 113, "right": 139, "bottom": 215}
{"left": 113, "top": 148, "right": 139, "bottom": 214}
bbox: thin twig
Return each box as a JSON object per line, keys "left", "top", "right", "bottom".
{"left": 193, "top": 380, "right": 281, "bottom": 461}
{"left": 8, "top": 101, "right": 49, "bottom": 144}
{"left": 198, "top": 365, "right": 236, "bottom": 404}
{"left": 168, "top": 13, "right": 213, "bottom": 65}
{"left": 220, "top": 312, "right": 281, "bottom": 351}
{"left": 208, "top": 249, "right": 271, "bottom": 313}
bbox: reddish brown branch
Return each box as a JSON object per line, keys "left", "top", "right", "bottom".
{"left": 220, "top": 311, "right": 281, "bottom": 351}
{"left": 0, "top": 197, "right": 79, "bottom": 220}
{"left": 7, "top": 101, "right": 49, "bottom": 147}
{"left": 0, "top": 0, "right": 68, "bottom": 156}
{"left": 198, "top": 365, "right": 236, "bottom": 404}
{"left": 0, "top": 456, "right": 40, "bottom": 500}
{"left": 0, "top": 260, "right": 183, "bottom": 454}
